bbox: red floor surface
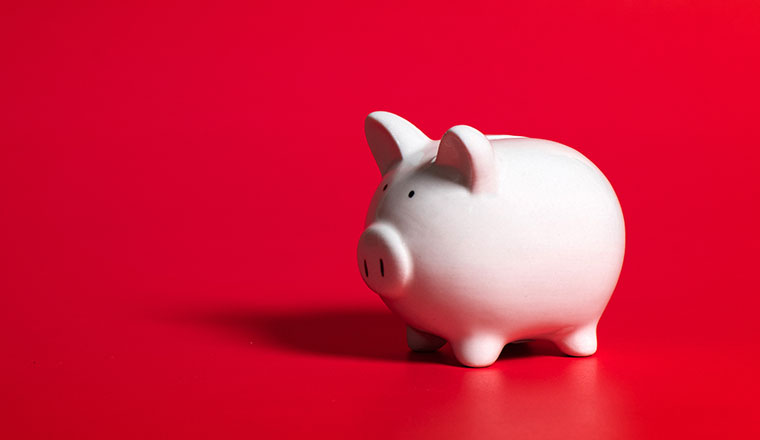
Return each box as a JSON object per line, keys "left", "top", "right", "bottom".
{"left": 2, "top": 1, "right": 759, "bottom": 438}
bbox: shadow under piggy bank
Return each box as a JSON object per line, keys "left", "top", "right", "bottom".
{"left": 175, "top": 305, "right": 567, "bottom": 365}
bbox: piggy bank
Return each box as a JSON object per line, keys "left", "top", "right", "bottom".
{"left": 357, "top": 111, "right": 625, "bottom": 367}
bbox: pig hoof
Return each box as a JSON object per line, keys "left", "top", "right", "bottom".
{"left": 555, "top": 325, "right": 598, "bottom": 357}
{"left": 452, "top": 336, "right": 504, "bottom": 367}
{"left": 406, "top": 326, "right": 446, "bottom": 352}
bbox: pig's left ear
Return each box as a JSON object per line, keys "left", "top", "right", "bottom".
{"left": 365, "top": 111, "right": 432, "bottom": 175}
{"left": 436, "top": 125, "right": 498, "bottom": 193}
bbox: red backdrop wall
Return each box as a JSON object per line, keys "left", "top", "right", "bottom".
{"left": 2, "top": 1, "right": 759, "bottom": 438}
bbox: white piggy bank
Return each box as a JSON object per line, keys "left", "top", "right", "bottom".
{"left": 357, "top": 111, "right": 625, "bottom": 367}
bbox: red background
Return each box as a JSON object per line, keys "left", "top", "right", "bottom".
{"left": 2, "top": 1, "right": 759, "bottom": 438}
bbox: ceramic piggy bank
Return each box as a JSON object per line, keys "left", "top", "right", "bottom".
{"left": 356, "top": 111, "right": 625, "bottom": 367}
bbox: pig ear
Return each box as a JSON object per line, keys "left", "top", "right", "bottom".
{"left": 365, "top": 111, "right": 432, "bottom": 175}
{"left": 436, "top": 125, "right": 498, "bottom": 193}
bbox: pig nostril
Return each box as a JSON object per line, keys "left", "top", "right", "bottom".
{"left": 364, "top": 259, "right": 368, "bottom": 277}
{"left": 380, "top": 259, "right": 384, "bottom": 277}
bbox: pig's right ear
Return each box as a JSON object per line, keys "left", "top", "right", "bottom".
{"left": 365, "top": 111, "right": 432, "bottom": 175}
{"left": 436, "top": 125, "right": 498, "bottom": 193}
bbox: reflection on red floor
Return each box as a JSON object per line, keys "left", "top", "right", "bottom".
{"left": 4, "top": 299, "right": 756, "bottom": 438}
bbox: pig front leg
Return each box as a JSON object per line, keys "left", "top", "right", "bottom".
{"left": 406, "top": 326, "right": 446, "bottom": 352}
{"left": 553, "top": 323, "right": 598, "bottom": 357}
{"left": 451, "top": 335, "right": 505, "bottom": 367}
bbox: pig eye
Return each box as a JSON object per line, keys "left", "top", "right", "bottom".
{"left": 408, "top": 190, "right": 415, "bottom": 198}
{"left": 383, "top": 184, "right": 388, "bottom": 191}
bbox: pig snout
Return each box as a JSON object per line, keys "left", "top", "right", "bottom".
{"left": 357, "top": 222, "right": 412, "bottom": 298}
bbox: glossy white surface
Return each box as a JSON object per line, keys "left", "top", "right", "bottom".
{"left": 357, "top": 112, "right": 625, "bottom": 367}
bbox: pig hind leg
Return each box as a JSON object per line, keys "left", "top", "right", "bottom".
{"left": 553, "top": 322, "right": 598, "bottom": 357}
{"left": 406, "top": 326, "right": 446, "bottom": 352}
